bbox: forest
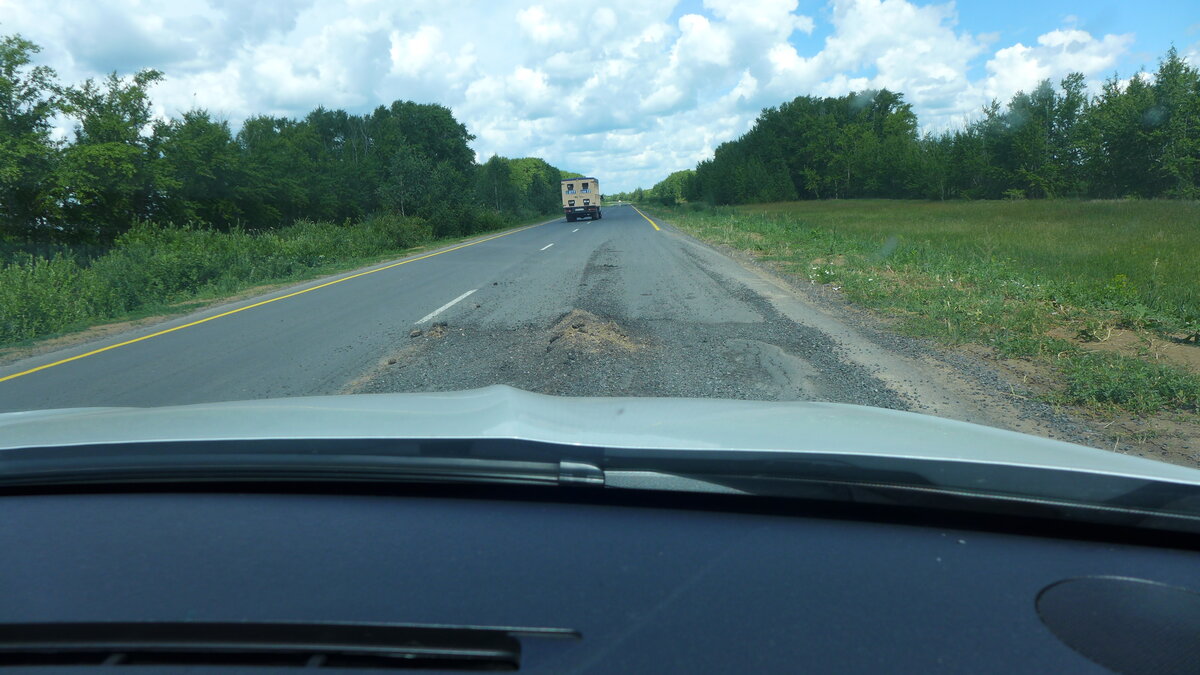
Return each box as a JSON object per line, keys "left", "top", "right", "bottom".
{"left": 618, "top": 47, "right": 1199, "bottom": 205}
{"left": 0, "top": 33, "right": 567, "bottom": 249}
{"left": 0, "top": 33, "right": 575, "bottom": 345}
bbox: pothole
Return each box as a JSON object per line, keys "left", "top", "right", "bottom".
{"left": 547, "top": 309, "right": 641, "bottom": 354}
{"left": 410, "top": 321, "right": 448, "bottom": 339}
{"left": 724, "top": 338, "right": 822, "bottom": 400}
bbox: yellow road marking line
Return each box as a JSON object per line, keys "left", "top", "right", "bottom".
{"left": 631, "top": 205, "right": 662, "bottom": 231}
{"left": 0, "top": 222, "right": 549, "bottom": 384}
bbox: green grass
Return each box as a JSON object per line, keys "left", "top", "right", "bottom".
{"left": 1053, "top": 352, "right": 1200, "bottom": 413}
{"left": 648, "top": 199, "right": 1200, "bottom": 415}
{"left": 1, "top": 211, "right": 553, "bottom": 349}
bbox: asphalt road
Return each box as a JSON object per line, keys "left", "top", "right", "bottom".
{"left": 0, "top": 204, "right": 1074, "bottom": 439}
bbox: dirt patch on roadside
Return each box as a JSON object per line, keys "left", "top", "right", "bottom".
{"left": 809, "top": 255, "right": 848, "bottom": 267}
{"left": 1088, "top": 412, "right": 1200, "bottom": 466}
{"left": 957, "top": 343, "right": 1200, "bottom": 466}
{"left": 1049, "top": 326, "right": 1200, "bottom": 374}
{"left": 957, "top": 344, "right": 1060, "bottom": 398}
{"left": 548, "top": 309, "right": 641, "bottom": 354}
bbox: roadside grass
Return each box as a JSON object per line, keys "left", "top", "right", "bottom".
{"left": 646, "top": 199, "right": 1200, "bottom": 416}
{"left": 1, "top": 211, "right": 555, "bottom": 351}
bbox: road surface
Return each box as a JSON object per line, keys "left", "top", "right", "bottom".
{"left": 0, "top": 205, "right": 1089, "bottom": 443}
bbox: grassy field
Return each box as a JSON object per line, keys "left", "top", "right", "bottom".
{"left": 647, "top": 199, "right": 1200, "bottom": 416}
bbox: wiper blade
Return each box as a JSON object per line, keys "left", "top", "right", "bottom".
{"left": 0, "top": 621, "right": 580, "bottom": 670}
{"left": 0, "top": 438, "right": 606, "bottom": 488}
{"left": 0, "top": 454, "right": 581, "bottom": 488}
{"left": 604, "top": 457, "right": 1200, "bottom": 535}
{"left": 4, "top": 437, "right": 1200, "bottom": 535}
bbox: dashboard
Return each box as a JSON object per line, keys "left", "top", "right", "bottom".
{"left": 1, "top": 485, "right": 1197, "bottom": 673}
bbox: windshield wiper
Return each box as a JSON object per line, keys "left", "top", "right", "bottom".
{"left": 0, "top": 438, "right": 606, "bottom": 488}
{"left": 4, "top": 437, "right": 1200, "bottom": 535}
{"left": 0, "top": 621, "right": 580, "bottom": 670}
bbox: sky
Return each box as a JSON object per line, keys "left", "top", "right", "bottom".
{"left": 1, "top": 0, "right": 1197, "bottom": 192}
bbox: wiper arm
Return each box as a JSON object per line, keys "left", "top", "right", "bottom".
{"left": 0, "top": 453, "right": 574, "bottom": 488}
{"left": 606, "top": 464, "right": 1200, "bottom": 535}
{"left": 5, "top": 437, "right": 1200, "bottom": 535}
{"left": 0, "top": 438, "right": 611, "bottom": 488}
{"left": 0, "top": 621, "right": 580, "bottom": 670}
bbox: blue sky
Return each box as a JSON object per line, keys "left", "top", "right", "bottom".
{"left": 1, "top": 0, "right": 1196, "bottom": 191}
{"left": 670, "top": 2, "right": 1198, "bottom": 69}
{"left": 954, "top": 1, "right": 1197, "bottom": 74}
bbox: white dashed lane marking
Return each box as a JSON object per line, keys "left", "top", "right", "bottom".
{"left": 416, "top": 289, "right": 477, "bottom": 324}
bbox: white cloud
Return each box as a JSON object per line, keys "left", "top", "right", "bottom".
{"left": 758, "top": 1, "right": 1133, "bottom": 132}
{"left": 390, "top": 25, "right": 441, "bottom": 76}
{"left": 640, "top": 83, "right": 686, "bottom": 113}
{"left": 726, "top": 70, "right": 759, "bottom": 104}
{"left": 515, "top": 4, "right": 575, "bottom": 45}
{"left": 1186, "top": 41, "right": 1200, "bottom": 67}
{"left": 0, "top": 0, "right": 1148, "bottom": 190}
{"left": 981, "top": 29, "right": 1133, "bottom": 105}
{"left": 675, "top": 14, "right": 733, "bottom": 67}
{"left": 763, "top": 0, "right": 988, "bottom": 127}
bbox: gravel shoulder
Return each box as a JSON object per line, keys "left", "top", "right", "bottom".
{"left": 658, "top": 215, "right": 1191, "bottom": 465}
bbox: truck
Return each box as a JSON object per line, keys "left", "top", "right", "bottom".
{"left": 561, "top": 177, "right": 602, "bottom": 222}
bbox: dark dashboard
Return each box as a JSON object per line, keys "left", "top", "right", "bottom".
{"left": 1, "top": 486, "right": 1197, "bottom": 673}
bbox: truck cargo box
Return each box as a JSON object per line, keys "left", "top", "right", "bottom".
{"left": 561, "top": 177, "right": 602, "bottom": 222}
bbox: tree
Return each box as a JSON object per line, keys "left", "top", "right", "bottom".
{"left": 2, "top": 30, "right": 573, "bottom": 246}
{"left": 235, "top": 115, "right": 313, "bottom": 226}
{"left": 1151, "top": 47, "right": 1200, "bottom": 198}
{"left": 651, "top": 169, "right": 695, "bottom": 205}
{"left": 379, "top": 143, "right": 432, "bottom": 218}
{"left": 1006, "top": 82, "right": 1058, "bottom": 197}
{"left": 505, "top": 157, "right": 563, "bottom": 216}
{"left": 1084, "top": 74, "right": 1159, "bottom": 197}
{"left": 638, "top": 49, "right": 1200, "bottom": 204}
{"left": 158, "top": 110, "right": 244, "bottom": 228}
{"left": 55, "top": 69, "right": 169, "bottom": 240}
{"left": 0, "top": 34, "right": 60, "bottom": 237}
{"left": 476, "top": 155, "right": 518, "bottom": 214}
{"left": 915, "top": 132, "right": 953, "bottom": 200}
{"left": 1052, "top": 72, "right": 1089, "bottom": 196}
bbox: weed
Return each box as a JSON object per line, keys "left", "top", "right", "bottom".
{"left": 1055, "top": 353, "right": 1200, "bottom": 414}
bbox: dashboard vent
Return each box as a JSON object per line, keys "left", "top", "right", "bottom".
{"left": 0, "top": 621, "right": 579, "bottom": 670}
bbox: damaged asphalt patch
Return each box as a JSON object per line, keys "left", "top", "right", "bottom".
{"left": 354, "top": 236, "right": 906, "bottom": 406}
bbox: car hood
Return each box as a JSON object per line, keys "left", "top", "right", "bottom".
{"left": 1, "top": 385, "right": 1197, "bottom": 485}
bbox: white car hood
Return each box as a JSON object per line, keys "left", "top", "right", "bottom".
{"left": 1, "top": 385, "right": 1197, "bottom": 485}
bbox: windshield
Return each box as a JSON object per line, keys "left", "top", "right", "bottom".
{"left": 0, "top": 1, "right": 1196, "bottom": 480}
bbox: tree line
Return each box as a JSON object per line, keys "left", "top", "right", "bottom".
{"left": 0, "top": 33, "right": 568, "bottom": 246}
{"left": 615, "top": 47, "right": 1199, "bottom": 205}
